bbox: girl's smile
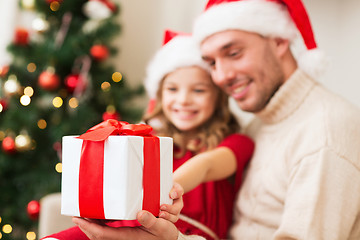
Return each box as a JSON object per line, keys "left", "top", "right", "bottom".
{"left": 161, "top": 66, "right": 218, "bottom": 132}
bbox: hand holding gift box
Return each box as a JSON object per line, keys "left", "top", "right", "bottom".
{"left": 61, "top": 120, "right": 173, "bottom": 220}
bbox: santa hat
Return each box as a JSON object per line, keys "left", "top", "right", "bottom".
{"left": 193, "top": 0, "right": 327, "bottom": 78}
{"left": 144, "top": 29, "right": 210, "bottom": 100}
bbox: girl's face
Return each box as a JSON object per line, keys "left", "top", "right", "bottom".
{"left": 161, "top": 66, "right": 218, "bottom": 133}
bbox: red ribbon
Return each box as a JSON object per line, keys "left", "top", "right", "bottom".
{"left": 77, "top": 120, "right": 160, "bottom": 219}
{"left": 78, "top": 119, "right": 153, "bottom": 141}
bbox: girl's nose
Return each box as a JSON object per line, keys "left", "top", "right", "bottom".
{"left": 177, "top": 90, "right": 191, "bottom": 105}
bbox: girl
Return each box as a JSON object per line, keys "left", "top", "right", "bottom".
{"left": 142, "top": 30, "right": 254, "bottom": 240}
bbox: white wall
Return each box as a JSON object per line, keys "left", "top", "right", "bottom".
{"left": 0, "top": 0, "right": 19, "bottom": 66}
{"left": 114, "top": 0, "right": 360, "bottom": 109}
{"left": 303, "top": 0, "right": 360, "bottom": 107}
{"left": 114, "top": 0, "right": 206, "bottom": 88}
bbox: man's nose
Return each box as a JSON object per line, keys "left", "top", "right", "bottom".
{"left": 212, "top": 60, "right": 235, "bottom": 88}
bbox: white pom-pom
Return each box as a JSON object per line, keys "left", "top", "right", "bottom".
{"left": 83, "top": 1, "right": 112, "bottom": 20}
{"left": 298, "top": 48, "right": 329, "bottom": 79}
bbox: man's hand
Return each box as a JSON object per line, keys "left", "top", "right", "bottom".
{"left": 73, "top": 211, "right": 179, "bottom": 240}
{"left": 72, "top": 183, "right": 184, "bottom": 240}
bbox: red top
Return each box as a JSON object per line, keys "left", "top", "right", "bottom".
{"left": 174, "top": 134, "right": 254, "bottom": 239}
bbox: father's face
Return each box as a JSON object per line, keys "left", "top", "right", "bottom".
{"left": 200, "top": 30, "right": 286, "bottom": 113}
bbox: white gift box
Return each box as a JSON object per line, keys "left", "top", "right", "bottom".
{"left": 61, "top": 135, "right": 173, "bottom": 220}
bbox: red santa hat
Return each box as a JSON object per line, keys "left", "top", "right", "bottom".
{"left": 193, "top": 0, "right": 327, "bottom": 78}
{"left": 144, "top": 29, "right": 210, "bottom": 99}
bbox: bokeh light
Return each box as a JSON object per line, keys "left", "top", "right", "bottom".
{"left": 2, "top": 224, "right": 12, "bottom": 234}
{"left": 52, "top": 97, "right": 63, "bottom": 108}
{"left": 27, "top": 63, "right": 36, "bottom": 73}
{"left": 55, "top": 163, "right": 62, "bottom": 173}
{"left": 20, "top": 95, "right": 31, "bottom": 106}
{"left": 101, "top": 81, "right": 111, "bottom": 91}
{"left": 106, "top": 105, "right": 116, "bottom": 114}
{"left": 112, "top": 72, "right": 122, "bottom": 82}
{"left": 4, "top": 76, "right": 19, "bottom": 94}
{"left": 26, "top": 231, "right": 36, "bottom": 240}
{"left": 0, "top": 131, "right": 5, "bottom": 141}
{"left": 24, "top": 86, "right": 34, "bottom": 97}
{"left": 68, "top": 97, "right": 79, "bottom": 109}
{"left": 37, "top": 119, "right": 47, "bottom": 129}
{"left": 50, "top": 1, "right": 60, "bottom": 11}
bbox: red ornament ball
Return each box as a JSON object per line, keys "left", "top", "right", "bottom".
{"left": 90, "top": 45, "right": 109, "bottom": 61}
{"left": 0, "top": 65, "right": 9, "bottom": 78}
{"left": 38, "top": 71, "right": 60, "bottom": 91}
{"left": 2, "top": 136, "right": 16, "bottom": 154}
{"left": 46, "top": 0, "right": 63, "bottom": 4}
{"left": 0, "top": 99, "right": 8, "bottom": 112}
{"left": 64, "top": 74, "right": 86, "bottom": 93}
{"left": 14, "top": 28, "right": 29, "bottom": 46}
{"left": 27, "top": 200, "right": 41, "bottom": 220}
{"left": 102, "top": 111, "right": 120, "bottom": 121}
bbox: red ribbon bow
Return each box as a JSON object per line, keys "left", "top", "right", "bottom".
{"left": 78, "top": 119, "right": 153, "bottom": 141}
{"left": 77, "top": 119, "right": 160, "bottom": 219}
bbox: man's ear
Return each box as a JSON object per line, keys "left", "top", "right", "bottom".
{"left": 273, "top": 38, "right": 290, "bottom": 58}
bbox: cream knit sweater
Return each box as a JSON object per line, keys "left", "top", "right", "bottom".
{"left": 180, "top": 70, "right": 360, "bottom": 240}
{"left": 228, "top": 69, "right": 360, "bottom": 239}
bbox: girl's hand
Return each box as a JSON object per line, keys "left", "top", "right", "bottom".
{"left": 159, "top": 182, "right": 184, "bottom": 223}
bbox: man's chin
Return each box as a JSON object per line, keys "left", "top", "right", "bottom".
{"left": 236, "top": 101, "right": 262, "bottom": 113}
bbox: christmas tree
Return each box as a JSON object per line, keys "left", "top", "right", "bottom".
{"left": 0, "top": 0, "right": 144, "bottom": 239}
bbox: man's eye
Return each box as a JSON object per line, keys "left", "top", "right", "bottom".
{"left": 228, "top": 49, "right": 242, "bottom": 57}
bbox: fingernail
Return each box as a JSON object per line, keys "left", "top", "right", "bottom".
{"left": 170, "top": 191, "right": 178, "bottom": 199}
{"left": 159, "top": 212, "right": 165, "bottom": 218}
{"left": 160, "top": 205, "right": 167, "bottom": 210}
{"left": 140, "top": 211, "right": 149, "bottom": 221}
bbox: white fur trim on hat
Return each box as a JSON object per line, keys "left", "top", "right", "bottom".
{"left": 193, "top": 0, "right": 298, "bottom": 45}
{"left": 144, "top": 35, "right": 210, "bottom": 99}
{"left": 298, "top": 48, "right": 328, "bottom": 79}
{"left": 193, "top": 0, "right": 328, "bottom": 78}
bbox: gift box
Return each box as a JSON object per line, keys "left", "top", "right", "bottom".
{"left": 61, "top": 120, "right": 173, "bottom": 220}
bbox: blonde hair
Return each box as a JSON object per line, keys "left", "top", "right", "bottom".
{"left": 143, "top": 77, "right": 240, "bottom": 158}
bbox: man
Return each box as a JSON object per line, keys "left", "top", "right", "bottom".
{"left": 73, "top": 0, "right": 360, "bottom": 239}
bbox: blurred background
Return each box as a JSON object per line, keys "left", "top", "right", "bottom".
{"left": 0, "top": 0, "right": 359, "bottom": 239}
{"left": 1, "top": 0, "right": 360, "bottom": 106}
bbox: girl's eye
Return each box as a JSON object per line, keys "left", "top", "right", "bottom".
{"left": 207, "top": 60, "right": 215, "bottom": 67}
{"left": 166, "top": 87, "right": 177, "bottom": 92}
{"left": 194, "top": 88, "right": 205, "bottom": 93}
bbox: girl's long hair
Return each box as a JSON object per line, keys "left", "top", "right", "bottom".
{"left": 143, "top": 77, "right": 240, "bottom": 158}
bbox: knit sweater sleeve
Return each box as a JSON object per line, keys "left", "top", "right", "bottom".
{"left": 273, "top": 147, "right": 360, "bottom": 240}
